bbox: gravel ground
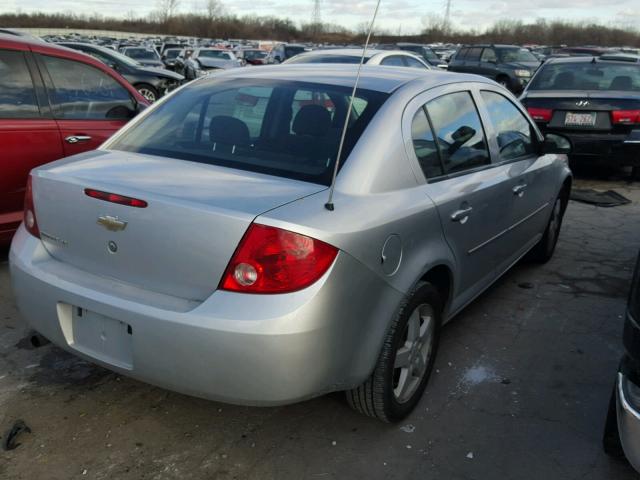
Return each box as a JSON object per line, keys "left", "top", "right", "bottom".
{"left": 0, "top": 176, "right": 639, "bottom": 480}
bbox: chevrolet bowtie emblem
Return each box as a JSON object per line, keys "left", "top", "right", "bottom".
{"left": 97, "top": 215, "right": 127, "bottom": 232}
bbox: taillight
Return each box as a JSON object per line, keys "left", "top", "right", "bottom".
{"left": 611, "top": 110, "right": 640, "bottom": 125}
{"left": 84, "top": 189, "right": 148, "bottom": 208}
{"left": 24, "top": 175, "right": 40, "bottom": 238}
{"left": 220, "top": 224, "right": 338, "bottom": 294}
{"left": 527, "top": 107, "right": 553, "bottom": 123}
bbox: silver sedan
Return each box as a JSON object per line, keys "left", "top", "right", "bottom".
{"left": 10, "top": 65, "right": 572, "bottom": 422}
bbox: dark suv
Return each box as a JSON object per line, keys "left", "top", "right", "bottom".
{"left": 448, "top": 44, "right": 541, "bottom": 93}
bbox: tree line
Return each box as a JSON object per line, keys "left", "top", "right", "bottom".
{"left": 1, "top": 11, "right": 639, "bottom": 47}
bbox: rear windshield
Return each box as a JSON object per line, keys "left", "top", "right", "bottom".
{"left": 125, "top": 48, "right": 158, "bottom": 60}
{"left": 199, "top": 50, "right": 233, "bottom": 60}
{"left": 528, "top": 62, "right": 640, "bottom": 91}
{"left": 109, "top": 78, "right": 388, "bottom": 185}
{"left": 287, "top": 54, "right": 367, "bottom": 64}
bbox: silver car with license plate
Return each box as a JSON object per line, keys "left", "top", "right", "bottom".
{"left": 10, "top": 65, "right": 572, "bottom": 422}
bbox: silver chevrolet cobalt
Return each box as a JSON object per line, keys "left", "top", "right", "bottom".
{"left": 10, "top": 64, "right": 572, "bottom": 422}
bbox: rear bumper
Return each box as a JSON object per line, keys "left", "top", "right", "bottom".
{"left": 538, "top": 127, "right": 640, "bottom": 166}
{"left": 9, "top": 226, "right": 403, "bottom": 406}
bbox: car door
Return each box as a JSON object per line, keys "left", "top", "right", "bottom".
{"left": 448, "top": 48, "right": 468, "bottom": 73}
{"left": 36, "top": 53, "right": 137, "bottom": 156}
{"left": 476, "top": 88, "right": 558, "bottom": 273}
{"left": 405, "top": 86, "right": 509, "bottom": 310}
{"left": 0, "top": 46, "right": 63, "bottom": 242}
{"left": 478, "top": 48, "right": 499, "bottom": 79}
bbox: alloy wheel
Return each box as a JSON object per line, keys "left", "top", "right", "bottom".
{"left": 393, "top": 304, "right": 435, "bottom": 404}
{"left": 137, "top": 88, "right": 157, "bottom": 103}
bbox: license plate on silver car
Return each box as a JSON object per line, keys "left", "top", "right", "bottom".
{"left": 565, "top": 112, "right": 597, "bottom": 127}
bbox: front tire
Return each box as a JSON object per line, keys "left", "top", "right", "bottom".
{"left": 135, "top": 84, "right": 158, "bottom": 103}
{"left": 526, "top": 191, "right": 567, "bottom": 263}
{"left": 346, "top": 282, "right": 442, "bottom": 422}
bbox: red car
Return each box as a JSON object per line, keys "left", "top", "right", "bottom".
{"left": 0, "top": 34, "right": 148, "bottom": 246}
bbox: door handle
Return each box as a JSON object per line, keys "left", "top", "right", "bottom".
{"left": 451, "top": 206, "right": 473, "bottom": 224}
{"left": 65, "top": 135, "right": 92, "bottom": 144}
{"left": 513, "top": 184, "right": 528, "bottom": 197}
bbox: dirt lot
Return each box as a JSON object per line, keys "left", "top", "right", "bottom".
{"left": 1, "top": 177, "right": 639, "bottom": 480}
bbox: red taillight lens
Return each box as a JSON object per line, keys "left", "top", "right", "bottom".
{"left": 84, "top": 189, "right": 148, "bottom": 208}
{"left": 611, "top": 110, "right": 640, "bottom": 125}
{"left": 527, "top": 107, "right": 553, "bottom": 123}
{"left": 220, "top": 224, "right": 338, "bottom": 294}
{"left": 24, "top": 175, "right": 40, "bottom": 238}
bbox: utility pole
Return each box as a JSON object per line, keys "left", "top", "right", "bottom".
{"left": 443, "top": 0, "right": 452, "bottom": 34}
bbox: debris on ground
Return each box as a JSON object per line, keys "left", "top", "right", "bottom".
{"left": 2, "top": 420, "right": 32, "bottom": 451}
{"left": 400, "top": 424, "right": 415, "bottom": 434}
{"left": 570, "top": 189, "right": 631, "bottom": 207}
{"left": 466, "top": 452, "right": 474, "bottom": 459}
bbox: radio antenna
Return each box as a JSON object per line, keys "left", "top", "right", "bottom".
{"left": 324, "top": 0, "right": 383, "bottom": 211}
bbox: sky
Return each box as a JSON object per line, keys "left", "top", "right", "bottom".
{"left": 1, "top": 0, "right": 639, "bottom": 35}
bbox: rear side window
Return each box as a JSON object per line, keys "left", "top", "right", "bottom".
{"left": 480, "top": 91, "right": 535, "bottom": 161}
{"left": 381, "top": 56, "right": 406, "bottom": 67}
{"left": 466, "top": 48, "right": 483, "bottom": 61}
{"left": 109, "top": 78, "right": 388, "bottom": 185}
{"left": 405, "top": 57, "right": 428, "bottom": 69}
{"left": 456, "top": 48, "right": 469, "bottom": 60}
{"left": 41, "top": 55, "right": 136, "bottom": 120}
{"left": 0, "top": 50, "right": 39, "bottom": 119}
{"left": 411, "top": 109, "right": 442, "bottom": 179}
{"left": 425, "top": 92, "right": 490, "bottom": 175}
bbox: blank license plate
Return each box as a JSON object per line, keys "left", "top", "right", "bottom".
{"left": 565, "top": 112, "right": 597, "bottom": 127}
{"left": 70, "top": 307, "right": 133, "bottom": 369}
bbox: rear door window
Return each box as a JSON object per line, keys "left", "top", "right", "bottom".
{"left": 41, "top": 55, "right": 136, "bottom": 120}
{"left": 480, "top": 48, "right": 497, "bottom": 63}
{"left": 425, "top": 91, "right": 490, "bottom": 175}
{"left": 480, "top": 91, "right": 536, "bottom": 161}
{"left": 0, "top": 50, "right": 39, "bottom": 119}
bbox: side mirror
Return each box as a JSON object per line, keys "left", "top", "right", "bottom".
{"left": 542, "top": 133, "right": 571, "bottom": 155}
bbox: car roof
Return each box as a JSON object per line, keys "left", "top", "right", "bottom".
{"left": 296, "top": 48, "right": 412, "bottom": 58}
{"left": 204, "top": 64, "right": 478, "bottom": 94}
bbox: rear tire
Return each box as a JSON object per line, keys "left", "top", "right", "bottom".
{"left": 346, "top": 282, "right": 442, "bottom": 422}
{"left": 526, "top": 190, "right": 567, "bottom": 264}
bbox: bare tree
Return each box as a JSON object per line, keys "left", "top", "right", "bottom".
{"left": 157, "top": 0, "right": 180, "bottom": 23}
{"left": 204, "top": 0, "right": 223, "bottom": 20}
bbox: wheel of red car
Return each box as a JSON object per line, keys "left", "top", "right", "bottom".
{"left": 346, "top": 281, "right": 442, "bottom": 422}
{"left": 135, "top": 84, "right": 158, "bottom": 103}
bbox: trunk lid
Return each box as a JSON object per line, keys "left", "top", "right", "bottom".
{"left": 522, "top": 91, "right": 640, "bottom": 133}
{"left": 33, "top": 150, "right": 326, "bottom": 301}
